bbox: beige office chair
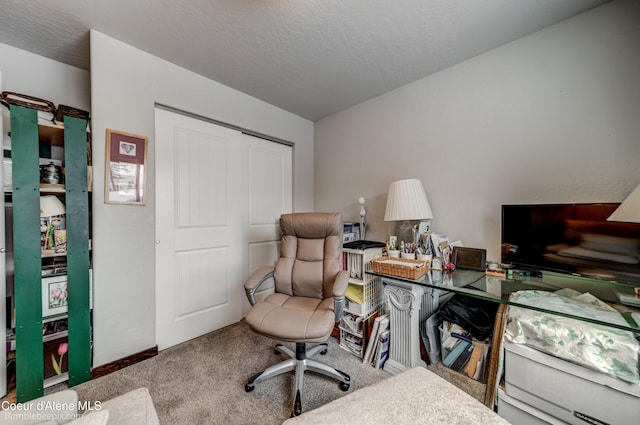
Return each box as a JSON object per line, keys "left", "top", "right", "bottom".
{"left": 243, "top": 212, "right": 351, "bottom": 416}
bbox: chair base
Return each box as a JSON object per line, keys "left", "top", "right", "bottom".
{"left": 245, "top": 342, "right": 351, "bottom": 416}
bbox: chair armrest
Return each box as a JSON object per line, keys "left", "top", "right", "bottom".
{"left": 332, "top": 270, "right": 349, "bottom": 298}
{"left": 244, "top": 265, "right": 274, "bottom": 306}
{"left": 332, "top": 270, "right": 349, "bottom": 322}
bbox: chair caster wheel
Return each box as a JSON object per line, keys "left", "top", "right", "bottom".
{"left": 275, "top": 349, "right": 281, "bottom": 355}
{"left": 245, "top": 384, "right": 254, "bottom": 392}
{"left": 340, "top": 382, "right": 350, "bottom": 391}
{"left": 320, "top": 349, "right": 327, "bottom": 355}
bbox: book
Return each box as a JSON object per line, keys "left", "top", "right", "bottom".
{"left": 374, "top": 330, "right": 390, "bottom": 369}
{"left": 363, "top": 314, "right": 389, "bottom": 365}
{"left": 450, "top": 342, "right": 474, "bottom": 370}
{"left": 465, "top": 342, "right": 485, "bottom": 378}
{"left": 443, "top": 339, "right": 470, "bottom": 368}
{"left": 361, "top": 312, "right": 378, "bottom": 351}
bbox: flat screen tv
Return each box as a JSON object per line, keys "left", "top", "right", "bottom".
{"left": 501, "top": 203, "right": 640, "bottom": 287}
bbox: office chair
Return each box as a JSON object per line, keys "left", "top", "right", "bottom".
{"left": 243, "top": 212, "right": 351, "bottom": 416}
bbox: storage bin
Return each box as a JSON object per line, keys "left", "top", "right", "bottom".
{"left": 504, "top": 341, "right": 640, "bottom": 425}
{"left": 338, "top": 308, "right": 385, "bottom": 358}
{"left": 370, "top": 257, "right": 428, "bottom": 280}
{"left": 498, "top": 389, "right": 565, "bottom": 425}
{"left": 343, "top": 247, "right": 382, "bottom": 285}
{"left": 439, "top": 321, "right": 491, "bottom": 382}
{"left": 344, "top": 277, "right": 383, "bottom": 316}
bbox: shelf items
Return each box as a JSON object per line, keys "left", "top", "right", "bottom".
{"left": 339, "top": 246, "right": 384, "bottom": 358}
{"left": 8, "top": 105, "right": 91, "bottom": 401}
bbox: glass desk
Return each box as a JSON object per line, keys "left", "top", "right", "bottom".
{"left": 370, "top": 268, "right": 640, "bottom": 333}
{"left": 369, "top": 268, "right": 640, "bottom": 410}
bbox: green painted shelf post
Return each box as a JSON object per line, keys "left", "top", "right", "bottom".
{"left": 64, "top": 116, "right": 91, "bottom": 387}
{"left": 10, "top": 108, "right": 92, "bottom": 400}
{"left": 11, "top": 106, "right": 44, "bottom": 402}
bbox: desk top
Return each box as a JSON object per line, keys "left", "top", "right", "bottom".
{"left": 371, "top": 269, "right": 640, "bottom": 333}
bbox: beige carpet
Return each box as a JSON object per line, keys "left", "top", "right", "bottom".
{"left": 21, "top": 320, "right": 485, "bottom": 424}
{"left": 75, "top": 321, "right": 390, "bottom": 424}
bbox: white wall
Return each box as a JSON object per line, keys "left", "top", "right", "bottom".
{"left": 0, "top": 42, "right": 90, "bottom": 149}
{"left": 90, "top": 31, "right": 314, "bottom": 366}
{"left": 315, "top": 0, "right": 640, "bottom": 261}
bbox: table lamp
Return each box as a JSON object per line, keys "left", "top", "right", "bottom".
{"left": 40, "top": 195, "right": 66, "bottom": 251}
{"left": 384, "top": 179, "right": 433, "bottom": 243}
{"left": 607, "top": 183, "right": 640, "bottom": 305}
{"left": 608, "top": 183, "right": 640, "bottom": 223}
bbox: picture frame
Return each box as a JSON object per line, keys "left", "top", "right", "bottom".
{"left": 431, "top": 256, "right": 443, "bottom": 271}
{"left": 42, "top": 275, "right": 68, "bottom": 317}
{"left": 105, "top": 129, "right": 148, "bottom": 205}
{"left": 452, "top": 246, "right": 487, "bottom": 271}
{"left": 41, "top": 272, "right": 93, "bottom": 318}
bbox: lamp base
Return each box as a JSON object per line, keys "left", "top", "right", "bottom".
{"left": 399, "top": 221, "right": 414, "bottom": 245}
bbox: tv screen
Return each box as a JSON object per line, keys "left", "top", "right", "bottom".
{"left": 501, "top": 203, "right": 640, "bottom": 287}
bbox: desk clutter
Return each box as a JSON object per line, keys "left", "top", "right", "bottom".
{"left": 370, "top": 257, "right": 429, "bottom": 279}
{"left": 428, "top": 294, "right": 498, "bottom": 383}
{"left": 340, "top": 234, "right": 640, "bottom": 424}
{"left": 440, "top": 321, "right": 491, "bottom": 382}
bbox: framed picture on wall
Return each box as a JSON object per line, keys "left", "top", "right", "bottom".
{"left": 105, "top": 129, "right": 148, "bottom": 205}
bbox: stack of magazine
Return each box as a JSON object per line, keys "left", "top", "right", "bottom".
{"left": 363, "top": 314, "right": 390, "bottom": 369}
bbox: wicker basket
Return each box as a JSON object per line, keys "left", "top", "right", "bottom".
{"left": 370, "top": 257, "right": 428, "bottom": 280}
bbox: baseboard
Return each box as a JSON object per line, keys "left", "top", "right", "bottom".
{"left": 91, "top": 346, "right": 158, "bottom": 379}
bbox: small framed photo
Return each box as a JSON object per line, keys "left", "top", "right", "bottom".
{"left": 431, "top": 256, "right": 443, "bottom": 271}
{"left": 389, "top": 235, "right": 398, "bottom": 251}
{"left": 105, "top": 129, "right": 148, "bottom": 205}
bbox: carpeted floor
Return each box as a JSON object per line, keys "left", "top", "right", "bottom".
{"left": 74, "top": 321, "right": 391, "bottom": 424}
{"left": 6, "top": 320, "right": 486, "bottom": 424}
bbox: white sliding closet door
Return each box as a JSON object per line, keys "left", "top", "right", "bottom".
{"left": 243, "top": 134, "right": 292, "bottom": 315}
{"left": 155, "top": 108, "right": 292, "bottom": 349}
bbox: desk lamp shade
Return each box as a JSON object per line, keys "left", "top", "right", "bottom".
{"left": 608, "top": 183, "right": 640, "bottom": 223}
{"left": 40, "top": 195, "right": 66, "bottom": 217}
{"left": 384, "top": 179, "right": 433, "bottom": 222}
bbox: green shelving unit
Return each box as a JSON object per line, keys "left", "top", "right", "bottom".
{"left": 9, "top": 105, "right": 92, "bottom": 401}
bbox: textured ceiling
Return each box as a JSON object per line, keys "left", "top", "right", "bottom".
{"left": 0, "top": 0, "right": 608, "bottom": 121}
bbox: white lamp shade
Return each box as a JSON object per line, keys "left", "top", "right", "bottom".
{"left": 40, "top": 195, "right": 66, "bottom": 218}
{"left": 384, "top": 179, "right": 434, "bottom": 222}
{"left": 608, "top": 184, "right": 640, "bottom": 223}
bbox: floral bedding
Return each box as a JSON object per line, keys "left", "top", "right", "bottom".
{"left": 504, "top": 289, "right": 640, "bottom": 384}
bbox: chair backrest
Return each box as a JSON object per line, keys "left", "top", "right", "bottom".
{"left": 274, "top": 213, "right": 343, "bottom": 300}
